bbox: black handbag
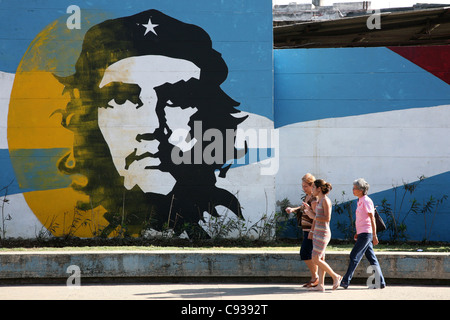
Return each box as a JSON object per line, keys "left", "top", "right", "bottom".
{"left": 374, "top": 208, "right": 386, "bottom": 232}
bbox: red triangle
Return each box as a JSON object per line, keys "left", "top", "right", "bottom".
{"left": 388, "top": 46, "right": 450, "bottom": 85}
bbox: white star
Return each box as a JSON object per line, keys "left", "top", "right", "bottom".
{"left": 141, "top": 17, "right": 159, "bottom": 36}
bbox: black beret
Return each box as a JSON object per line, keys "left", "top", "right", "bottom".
{"left": 61, "top": 9, "right": 228, "bottom": 89}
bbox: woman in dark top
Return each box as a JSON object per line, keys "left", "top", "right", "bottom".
{"left": 286, "top": 173, "right": 318, "bottom": 287}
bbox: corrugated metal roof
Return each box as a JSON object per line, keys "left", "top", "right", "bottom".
{"left": 274, "top": 7, "right": 450, "bottom": 48}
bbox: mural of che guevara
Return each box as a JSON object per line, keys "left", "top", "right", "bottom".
{"left": 54, "top": 9, "right": 248, "bottom": 238}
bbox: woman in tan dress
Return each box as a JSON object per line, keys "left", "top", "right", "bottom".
{"left": 305, "top": 179, "right": 342, "bottom": 291}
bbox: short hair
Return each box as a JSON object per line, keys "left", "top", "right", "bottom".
{"left": 302, "top": 173, "right": 316, "bottom": 186}
{"left": 353, "top": 178, "right": 370, "bottom": 195}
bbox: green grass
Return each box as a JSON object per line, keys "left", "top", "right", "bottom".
{"left": 327, "top": 244, "right": 449, "bottom": 253}
{"left": 1, "top": 243, "right": 448, "bottom": 252}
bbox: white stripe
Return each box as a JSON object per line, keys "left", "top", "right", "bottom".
{"left": 277, "top": 105, "right": 450, "bottom": 203}
{"left": 0, "top": 193, "right": 44, "bottom": 238}
{"left": 0, "top": 72, "right": 14, "bottom": 149}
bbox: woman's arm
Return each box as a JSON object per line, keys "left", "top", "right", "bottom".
{"left": 301, "top": 202, "right": 316, "bottom": 219}
{"left": 285, "top": 206, "right": 301, "bottom": 214}
{"left": 308, "top": 219, "right": 316, "bottom": 240}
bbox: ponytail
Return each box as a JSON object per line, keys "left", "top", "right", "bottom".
{"left": 314, "top": 179, "right": 332, "bottom": 195}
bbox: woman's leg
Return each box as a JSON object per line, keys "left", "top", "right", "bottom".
{"left": 311, "top": 254, "right": 341, "bottom": 291}
{"left": 300, "top": 232, "right": 318, "bottom": 286}
{"left": 341, "top": 233, "right": 372, "bottom": 288}
{"left": 304, "top": 259, "right": 319, "bottom": 285}
{"left": 364, "top": 242, "right": 386, "bottom": 288}
{"left": 309, "top": 256, "right": 325, "bottom": 292}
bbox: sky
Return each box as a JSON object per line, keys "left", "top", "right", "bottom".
{"left": 273, "top": 0, "right": 450, "bottom": 9}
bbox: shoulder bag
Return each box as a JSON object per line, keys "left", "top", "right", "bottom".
{"left": 374, "top": 208, "right": 386, "bottom": 232}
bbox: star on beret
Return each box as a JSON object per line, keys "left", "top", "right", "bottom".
{"left": 140, "top": 17, "right": 159, "bottom": 36}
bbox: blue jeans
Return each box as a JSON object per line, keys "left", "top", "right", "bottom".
{"left": 342, "top": 233, "right": 386, "bottom": 288}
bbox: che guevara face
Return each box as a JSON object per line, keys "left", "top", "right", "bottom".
{"left": 97, "top": 55, "right": 201, "bottom": 195}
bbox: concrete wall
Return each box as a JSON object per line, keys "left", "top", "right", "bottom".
{"left": 0, "top": 251, "right": 448, "bottom": 284}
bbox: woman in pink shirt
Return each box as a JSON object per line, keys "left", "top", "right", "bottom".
{"left": 340, "top": 178, "right": 386, "bottom": 289}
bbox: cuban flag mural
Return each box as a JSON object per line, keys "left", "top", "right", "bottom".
{"left": 275, "top": 46, "right": 450, "bottom": 242}
{"left": 0, "top": 0, "right": 274, "bottom": 239}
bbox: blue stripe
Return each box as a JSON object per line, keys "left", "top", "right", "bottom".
{"left": 1, "top": 148, "right": 72, "bottom": 195}
{"left": 274, "top": 48, "right": 450, "bottom": 128}
{"left": 0, "top": 0, "right": 271, "bottom": 72}
{"left": 226, "top": 148, "right": 274, "bottom": 169}
{"left": 0, "top": 149, "right": 28, "bottom": 195}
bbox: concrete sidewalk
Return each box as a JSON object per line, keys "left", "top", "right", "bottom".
{"left": 0, "top": 250, "right": 448, "bottom": 284}
{"left": 0, "top": 283, "right": 449, "bottom": 300}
